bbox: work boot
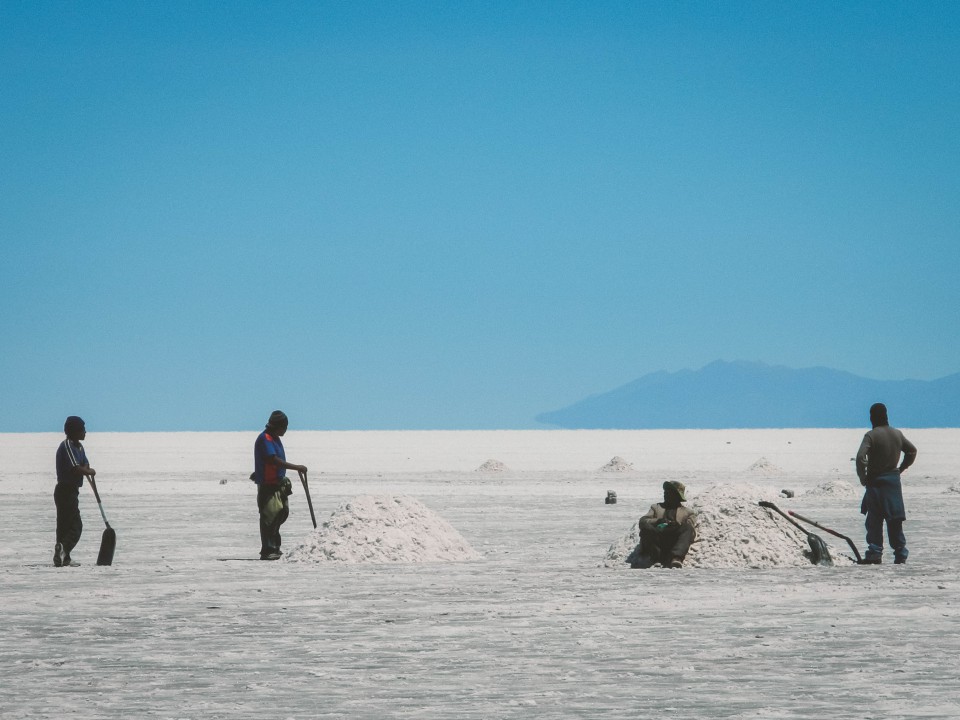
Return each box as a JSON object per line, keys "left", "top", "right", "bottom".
{"left": 61, "top": 554, "right": 79, "bottom": 567}
{"left": 862, "top": 554, "right": 882, "bottom": 565}
{"left": 53, "top": 543, "right": 63, "bottom": 567}
{"left": 670, "top": 558, "right": 684, "bottom": 569}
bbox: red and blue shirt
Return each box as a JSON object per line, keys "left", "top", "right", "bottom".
{"left": 253, "top": 431, "right": 285, "bottom": 486}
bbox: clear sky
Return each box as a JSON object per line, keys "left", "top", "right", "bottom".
{"left": 2, "top": 1, "right": 958, "bottom": 432}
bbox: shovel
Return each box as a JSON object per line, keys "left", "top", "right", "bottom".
{"left": 788, "top": 510, "right": 863, "bottom": 564}
{"left": 87, "top": 476, "right": 116, "bottom": 566}
{"left": 759, "top": 501, "right": 832, "bottom": 566}
{"left": 298, "top": 469, "right": 317, "bottom": 529}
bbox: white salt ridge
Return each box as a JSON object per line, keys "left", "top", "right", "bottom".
{"left": 804, "top": 479, "right": 860, "bottom": 498}
{"left": 599, "top": 456, "right": 634, "bottom": 473}
{"left": 603, "top": 483, "right": 853, "bottom": 569}
{"left": 476, "top": 459, "right": 508, "bottom": 472}
{"left": 285, "top": 495, "right": 482, "bottom": 564}
{"left": 746, "top": 457, "right": 781, "bottom": 474}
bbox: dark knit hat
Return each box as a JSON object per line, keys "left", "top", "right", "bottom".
{"left": 266, "top": 410, "right": 289, "bottom": 430}
{"left": 64, "top": 416, "right": 85, "bottom": 437}
{"left": 870, "top": 403, "right": 889, "bottom": 426}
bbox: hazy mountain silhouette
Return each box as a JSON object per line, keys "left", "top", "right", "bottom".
{"left": 536, "top": 360, "right": 960, "bottom": 429}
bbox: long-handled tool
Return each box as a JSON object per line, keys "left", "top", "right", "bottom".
{"left": 298, "top": 469, "right": 317, "bottom": 529}
{"left": 87, "top": 476, "right": 116, "bottom": 566}
{"left": 788, "top": 510, "right": 862, "bottom": 564}
{"left": 759, "top": 501, "right": 832, "bottom": 566}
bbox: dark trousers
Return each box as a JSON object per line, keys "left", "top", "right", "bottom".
{"left": 865, "top": 511, "right": 907, "bottom": 561}
{"left": 257, "top": 484, "right": 288, "bottom": 556}
{"left": 54, "top": 483, "right": 83, "bottom": 555}
{"left": 632, "top": 523, "right": 695, "bottom": 568}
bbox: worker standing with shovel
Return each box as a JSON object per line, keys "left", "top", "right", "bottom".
{"left": 252, "top": 411, "right": 308, "bottom": 560}
{"left": 54, "top": 416, "right": 96, "bottom": 567}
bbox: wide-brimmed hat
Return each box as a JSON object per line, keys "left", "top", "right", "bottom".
{"left": 663, "top": 480, "right": 687, "bottom": 501}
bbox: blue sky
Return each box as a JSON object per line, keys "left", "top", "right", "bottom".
{"left": 2, "top": 1, "right": 958, "bottom": 431}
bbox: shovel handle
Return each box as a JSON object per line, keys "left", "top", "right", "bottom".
{"left": 299, "top": 469, "right": 318, "bottom": 529}
{"left": 87, "top": 475, "right": 111, "bottom": 528}
{"left": 788, "top": 511, "right": 845, "bottom": 539}
{"left": 88, "top": 474, "right": 103, "bottom": 503}
{"left": 758, "top": 501, "right": 810, "bottom": 536}
{"left": 789, "top": 510, "right": 862, "bottom": 563}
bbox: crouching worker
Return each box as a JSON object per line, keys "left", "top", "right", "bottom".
{"left": 630, "top": 481, "right": 697, "bottom": 569}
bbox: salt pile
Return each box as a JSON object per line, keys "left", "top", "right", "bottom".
{"left": 746, "top": 457, "right": 781, "bottom": 474}
{"left": 599, "top": 456, "right": 634, "bottom": 473}
{"left": 285, "top": 495, "right": 482, "bottom": 564}
{"left": 805, "top": 479, "right": 860, "bottom": 498}
{"left": 476, "top": 459, "right": 508, "bottom": 473}
{"left": 603, "top": 483, "right": 849, "bottom": 569}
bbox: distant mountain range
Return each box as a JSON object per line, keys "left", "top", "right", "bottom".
{"left": 536, "top": 360, "right": 960, "bottom": 429}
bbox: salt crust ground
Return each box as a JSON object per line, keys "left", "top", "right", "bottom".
{"left": 2, "top": 429, "right": 958, "bottom": 720}
{"left": 284, "top": 495, "right": 481, "bottom": 563}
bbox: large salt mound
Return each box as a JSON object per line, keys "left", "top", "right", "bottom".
{"left": 599, "top": 456, "right": 634, "bottom": 473}
{"left": 804, "top": 479, "right": 860, "bottom": 498}
{"left": 476, "top": 459, "right": 508, "bottom": 473}
{"left": 285, "top": 495, "right": 482, "bottom": 564}
{"left": 603, "top": 483, "right": 849, "bottom": 569}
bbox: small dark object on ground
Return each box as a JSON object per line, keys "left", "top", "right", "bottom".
{"left": 605, "top": 491, "right": 617, "bottom": 505}
{"left": 780, "top": 489, "right": 795, "bottom": 498}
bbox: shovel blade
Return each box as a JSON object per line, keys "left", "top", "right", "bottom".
{"left": 96, "top": 527, "right": 116, "bottom": 566}
{"left": 806, "top": 534, "right": 832, "bottom": 566}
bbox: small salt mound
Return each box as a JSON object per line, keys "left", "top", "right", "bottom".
{"left": 746, "top": 457, "right": 781, "bottom": 474}
{"left": 285, "top": 495, "right": 481, "bottom": 564}
{"left": 476, "top": 459, "right": 508, "bottom": 473}
{"left": 805, "top": 479, "right": 860, "bottom": 498}
{"left": 603, "top": 483, "right": 846, "bottom": 569}
{"left": 600, "top": 456, "right": 634, "bottom": 473}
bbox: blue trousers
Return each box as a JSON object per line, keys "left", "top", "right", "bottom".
{"left": 861, "top": 471, "right": 907, "bottom": 561}
{"left": 864, "top": 512, "right": 907, "bottom": 561}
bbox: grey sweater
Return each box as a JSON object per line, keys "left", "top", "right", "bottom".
{"left": 855, "top": 425, "right": 917, "bottom": 483}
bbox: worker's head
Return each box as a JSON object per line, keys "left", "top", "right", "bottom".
{"left": 663, "top": 480, "right": 687, "bottom": 504}
{"left": 869, "top": 402, "right": 889, "bottom": 428}
{"left": 266, "top": 410, "right": 289, "bottom": 436}
{"left": 63, "top": 416, "right": 86, "bottom": 441}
